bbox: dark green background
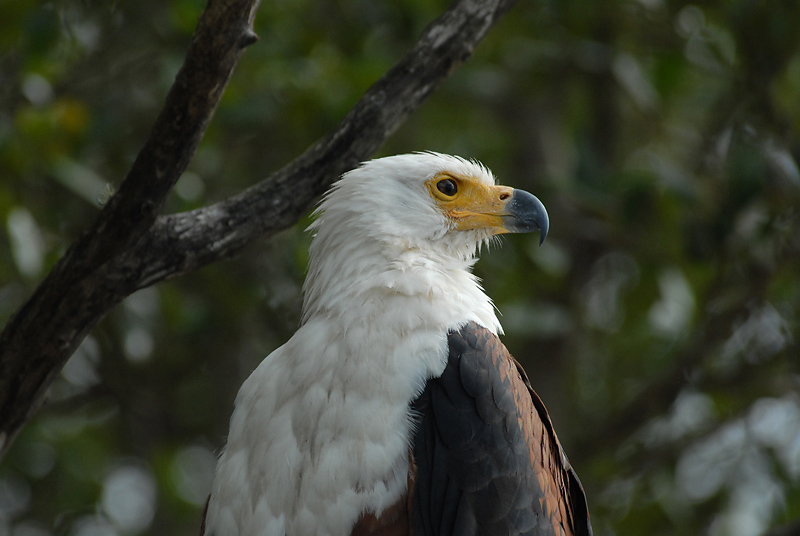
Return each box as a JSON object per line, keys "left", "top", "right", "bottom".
{"left": 1, "top": 0, "right": 799, "bottom": 535}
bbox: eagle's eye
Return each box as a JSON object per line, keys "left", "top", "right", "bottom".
{"left": 436, "top": 178, "right": 458, "bottom": 198}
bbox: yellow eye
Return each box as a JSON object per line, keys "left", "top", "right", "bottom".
{"left": 436, "top": 178, "right": 458, "bottom": 198}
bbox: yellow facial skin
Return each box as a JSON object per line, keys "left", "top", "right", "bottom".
{"left": 425, "top": 173, "right": 516, "bottom": 234}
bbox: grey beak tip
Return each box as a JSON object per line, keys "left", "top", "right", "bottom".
{"left": 539, "top": 212, "right": 549, "bottom": 246}
{"left": 504, "top": 189, "right": 549, "bottom": 244}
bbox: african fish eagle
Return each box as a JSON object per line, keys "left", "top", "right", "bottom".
{"left": 202, "top": 152, "right": 592, "bottom": 536}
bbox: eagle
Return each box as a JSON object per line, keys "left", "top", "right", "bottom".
{"left": 202, "top": 153, "right": 592, "bottom": 536}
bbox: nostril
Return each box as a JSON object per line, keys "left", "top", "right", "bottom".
{"left": 499, "top": 193, "right": 510, "bottom": 201}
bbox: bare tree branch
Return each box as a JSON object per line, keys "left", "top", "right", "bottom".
{"left": 0, "top": 0, "right": 263, "bottom": 458}
{"left": 0, "top": 0, "right": 517, "bottom": 460}
{"left": 130, "top": 0, "right": 517, "bottom": 288}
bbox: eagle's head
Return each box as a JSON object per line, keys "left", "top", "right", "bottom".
{"left": 302, "top": 153, "right": 548, "bottom": 322}
{"left": 311, "top": 152, "right": 547, "bottom": 251}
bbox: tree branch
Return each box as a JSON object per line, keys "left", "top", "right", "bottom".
{"left": 0, "top": 0, "right": 263, "bottom": 458}
{"left": 130, "top": 0, "right": 517, "bottom": 288}
{"left": 0, "top": 0, "right": 517, "bottom": 460}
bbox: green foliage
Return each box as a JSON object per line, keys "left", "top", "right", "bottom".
{"left": 1, "top": 0, "right": 799, "bottom": 535}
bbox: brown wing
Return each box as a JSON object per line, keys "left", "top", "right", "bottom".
{"left": 511, "top": 355, "right": 592, "bottom": 536}
{"left": 408, "top": 322, "right": 592, "bottom": 536}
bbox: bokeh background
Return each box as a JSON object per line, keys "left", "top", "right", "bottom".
{"left": 1, "top": 0, "right": 799, "bottom": 534}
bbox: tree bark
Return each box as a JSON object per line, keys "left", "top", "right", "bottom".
{"left": 0, "top": 0, "right": 517, "bottom": 460}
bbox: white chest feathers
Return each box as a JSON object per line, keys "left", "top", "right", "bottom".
{"left": 203, "top": 264, "right": 499, "bottom": 536}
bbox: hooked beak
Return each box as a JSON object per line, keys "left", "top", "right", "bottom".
{"left": 501, "top": 189, "right": 549, "bottom": 245}
{"left": 427, "top": 175, "right": 549, "bottom": 245}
